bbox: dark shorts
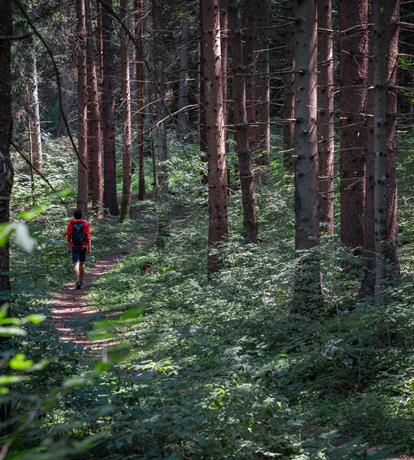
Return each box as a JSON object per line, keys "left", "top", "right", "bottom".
{"left": 72, "top": 247, "right": 87, "bottom": 263}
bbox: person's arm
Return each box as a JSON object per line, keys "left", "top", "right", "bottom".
{"left": 66, "top": 222, "right": 72, "bottom": 254}
{"left": 85, "top": 222, "right": 92, "bottom": 255}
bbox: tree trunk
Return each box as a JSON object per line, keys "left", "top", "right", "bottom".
{"left": 120, "top": 0, "right": 132, "bottom": 222}
{"left": 199, "top": 1, "right": 208, "bottom": 184}
{"left": 228, "top": 0, "right": 257, "bottom": 243}
{"left": 243, "top": 0, "right": 270, "bottom": 171}
{"left": 294, "top": 0, "right": 322, "bottom": 310}
{"left": 339, "top": 0, "right": 369, "bottom": 249}
{"left": 77, "top": 0, "right": 89, "bottom": 215}
{"left": 177, "top": 17, "right": 190, "bottom": 141}
{"left": 0, "top": 0, "right": 14, "bottom": 430}
{"left": 254, "top": 0, "right": 270, "bottom": 167}
{"left": 383, "top": 0, "right": 400, "bottom": 281}
{"left": 135, "top": 0, "right": 145, "bottom": 201}
{"left": 317, "top": 0, "right": 334, "bottom": 235}
{"left": 373, "top": 0, "right": 400, "bottom": 303}
{"left": 85, "top": 0, "right": 103, "bottom": 214}
{"left": 201, "top": 0, "right": 228, "bottom": 272}
{"left": 282, "top": 0, "right": 295, "bottom": 169}
{"left": 152, "top": 0, "right": 168, "bottom": 193}
{"left": 27, "top": 49, "right": 43, "bottom": 173}
{"left": 101, "top": 0, "right": 119, "bottom": 215}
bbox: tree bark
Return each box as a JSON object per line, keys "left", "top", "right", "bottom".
{"left": 201, "top": 0, "right": 228, "bottom": 272}
{"left": 0, "top": 0, "right": 14, "bottom": 429}
{"left": 177, "top": 17, "right": 191, "bottom": 141}
{"left": 282, "top": 0, "right": 295, "bottom": 169}
{"left": 373, "top": 0, "right": 400, "bottom": 303}
{"left": 135, "top": 0, "right": 145, "bottom": 201}
{"left": 228, "top": 0, "right": 257, "bottom": 243}
{"left": 339, "top": 0, "right": 369, "bottom": 249}
{"left": 85, "top": 0, "right": 103, "bottom": 214}
{"left": 27, "top": 48, "right": 43, "bottom": 173}
{"left": 294, "top": 0, "right": 322, "bottom": 310}
{"left": 317, "top": 0, "right": 334, "bottom": 235}
{"left": 243, "top": 0, "right": 270, "bottom": 171}
{"left": 101, "top": 0, "right": 119, "bottom": 215}
{"left": 120, "top": 0, "right": 132, "bottom": 222}
{"left": 151, "top": 0, "right": 168, "bottom": 193}
{"left": 77, "top": 0, "right": 89, "bottom": 215}
{"left": 254, "top": 0, "right": 270, "bottom": 166}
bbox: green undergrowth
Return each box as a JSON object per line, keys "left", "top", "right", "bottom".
{"left": 7, "top": 137, "right": 414, "bottom": 459}
{"left": 29, "top": 159, "right": 411, "bottom": 459}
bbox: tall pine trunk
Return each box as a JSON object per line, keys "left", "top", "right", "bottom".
{"left": 254, "top": 0, "right": 270, "bottom": 167}
{"left": 229, "top": 0, "right": 257, "bottom": 243}
{"left": 244, "top": 0, "right": 270, "bottom": 172}
{"left": 120, "top": 0, "right": 132, "bottom": 222}
{"left": 339, "top": 0, "right": 369, "bottom": 249}
{"left": 373, "top": 0, "right": 400, "bottom": 302}
{"left": 201, "top": 0, "right": 228, "bottom": 272}
{"left": 178, "top": 17, "right": 190, "bottom": 141}
{"left": 27, "top": 49, "right": 43, "bottom": 173}
{"left": 294, "top": 0, "right": 322, "bottom": 310}
{"left": 152, "top": 0, "right": 168, "bottom": 193}
{"left": 282, "top": 0, "right": 295, "bottom": 169}
{"left": 317, "top": 0, "right": 334, "bottom": 234}
{"left": 77, "top": 0, "right": 88, "bottom": 215}
{"left": 101, "top": 0, "right": 119, "bottom": 215}
{"left": 0, "top": 0, "right": 14, "bottom": 429}
{"left": 85, "top": 0, "right": 103, "bottom": 214}
{"left": 135, "top": 0, "right": 145, "bottom": 201}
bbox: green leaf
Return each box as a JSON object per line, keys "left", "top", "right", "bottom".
{"left": 0, "top": 375, "right": 30, "bottom": 385}
{"left": 0, "top": 326, "right": 27, "bottom": 336}
{"left": 9, "top": 354, "right": 34, "bottom": 371}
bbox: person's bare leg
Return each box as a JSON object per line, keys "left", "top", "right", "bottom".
{"left": 79, "top": 263, "right": 85, "bottom": 283}
{"left": 73, "top": 262, "right": 80, "bottom": 282}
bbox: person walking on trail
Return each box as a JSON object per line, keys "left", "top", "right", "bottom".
{"left": 66, "top": 209, "right": 91, "bottom": 289}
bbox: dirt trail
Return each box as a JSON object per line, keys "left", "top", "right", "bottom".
{"left": 51, "top": 221, "right": 157, "bottom": 351}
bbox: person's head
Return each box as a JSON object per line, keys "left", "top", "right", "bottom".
{"left": 74, "top": 209, "right": 82, "bottom": 219}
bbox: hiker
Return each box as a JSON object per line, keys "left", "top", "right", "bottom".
{"left": 66, "top": 209, "right": 91, "bottom": 289}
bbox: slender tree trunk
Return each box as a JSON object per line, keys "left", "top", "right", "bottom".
{"left": 373, "top": 0, "right": 400, "bottom": 303}
{"left": 77, "top": 0, "right": 89, "bottom": 215}
{"left": 282, "top": 0, "right": 295, "bottom": 169}
{"left": 294, "top": 0, "right": 322, "bottom": 310}
{"left": 26, "top": 90, "right": 36, "bottom": 203}
{"left": 339, "top": 0, "right": 369, "bottom": 249}
{"left": 120, "top": 0, "right": 132, "bottom": 222}
{"left": 317, "top": 0, "right": 334, "bottom": 235}
{"left": 85, "top": 0, "right": 103, "bottom": 214}
{"left": 96, "top": 0, "right": 104, "bottom": 87}
{"left": 27, "top": 49, "right": 43, "bottom": 173}
{"left": 254, "top": 0, "right": 270, "bottom": 166}
{"left": 0, "top": 0, "right": 13, "bottom": 430}
{"left": 220, "top": 0, "right": 229, "bottom": 157}
{"left": 229, "top": 0, "right": 257, "bottom": 243}
{"left": 244, "top": 0, "right": 258, "bottom": 157}
{"left": 178, "top": 17, "right": 190, "bottom": 141}
{"left": 243, "top": 0, "right": 270, "bottom": 171}
{"left": 199, "top": 2, "right": 208, "bottom": 184}
{"left": 101, "top": 0, "right": 119, "bottom": 215}
{"left": 135, "top": 0, "right": 145, "bottom": 201}
{"left": 152, "top": 0, "right": 168, "bottom": 193}
{"left": 201, "top": 0, "right": 228, "bottom": 272}
{"left": 384, "top": 0, "right": 400, "bottom": 280}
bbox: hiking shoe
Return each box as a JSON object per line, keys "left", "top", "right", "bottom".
{"left": 76, "top": 281, "right": 82, "bottom": 290}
